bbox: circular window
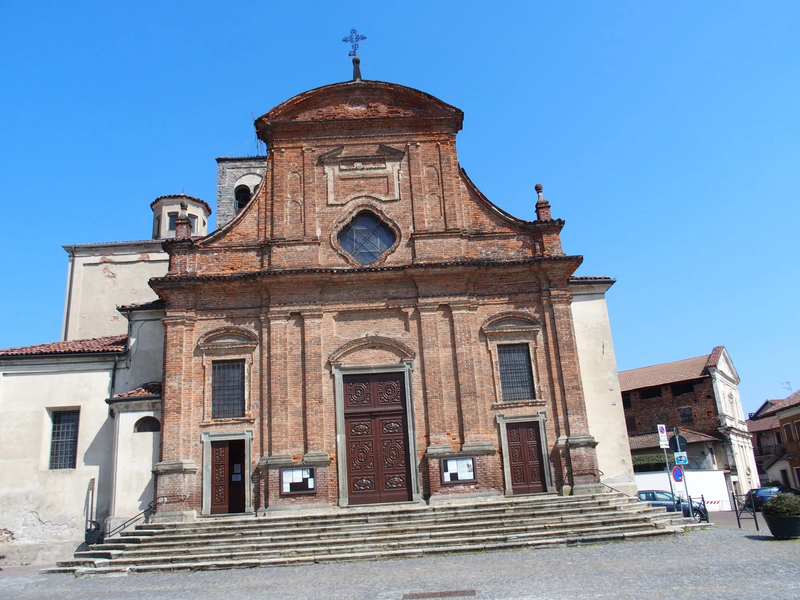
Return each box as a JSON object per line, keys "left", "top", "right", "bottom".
{"left": 338, "top": 212, "right": 396, "bottom": 265}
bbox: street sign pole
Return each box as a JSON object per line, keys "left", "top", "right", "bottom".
{"left": 671, "top": 427, "right": 693, "bottom": 519}
{"left": 658, "top": 425, "right": 675, "bottom": 498}
{"left": 664, "top": 448, "right": 675, "bottom": 498}
{"left": 683, "top": 470, "right": 694, "bottom": 519}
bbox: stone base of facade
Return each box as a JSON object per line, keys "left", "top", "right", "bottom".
{"left": 149, "top": 510, "right": 197, "bottom": 524}
{"left": 428, "top": 490, "right": 504, "bottom": 505}
{"left": 572, "top": 483, "right": 606, "bottom": 495}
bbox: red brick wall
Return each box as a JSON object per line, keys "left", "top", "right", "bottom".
{"left": 151, "top": 81, "right": 598, "bottom": 513}
{"left": 623, "top": 377, "right": 719, "bottom": 436}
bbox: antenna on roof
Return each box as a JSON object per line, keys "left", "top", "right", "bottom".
{"left": 782, "top": 381, "right": 793, "bottom": 394}
{"left": 342, "top": 28, "right": 366, "bottom": 81}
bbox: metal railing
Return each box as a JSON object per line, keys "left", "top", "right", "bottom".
{"left": 730, "top": 491, "right": 760, "bottom": 531}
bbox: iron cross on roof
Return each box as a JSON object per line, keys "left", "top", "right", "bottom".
{"left": 343, "top": 28, "right": 366, "bottom": 56}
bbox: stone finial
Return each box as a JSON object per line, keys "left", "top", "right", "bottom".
{"left": 175, "top": 201, "right": 192, "bottom": 239}
{"left": 535, "top": 183, "right": 552, "bottom": 221}
{"left": 352, "top": 56, "right": 362, "bottom": 81}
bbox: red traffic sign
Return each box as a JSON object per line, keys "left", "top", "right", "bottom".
{"left": 672, "top": 466, "right": 684, "bottom": 483}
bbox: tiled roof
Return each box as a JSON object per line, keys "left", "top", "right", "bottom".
{"left": 747, "top": 416, "right": 780, "bottom": 433}
{"left": 753, "top": 391, "right": 800, "bottom": 419}
{"left": 109, "top": 382, "right": 162, "bottom": 400}
{"left": 618, "top": 346, "right": 725, "bottom": 392}
{"left": 150, "top": 194, "right": 212, "bottom": 215}
{"left": 629, "top": 428, "right": 720, "bottom": 451}
{"left": 0, "top": 335, "right": 127, "bottom": 357}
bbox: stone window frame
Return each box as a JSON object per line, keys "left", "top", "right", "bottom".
{"left": 48, "top": 408, "right": 80, "bottom": 470}
{"left": 329, "top": 200, "right": 402, "bottom": 267}
{"left": 481, "top": 313, "right": 544, "bottom": 408}
{"left": 330, "top": 359, "right": 422, "bottom": 507}
{"left": 200, "top": 430, "right": 254, "bottom": 516}
{"left": 495, "top": 412, "right": 554, "bottom": 495}
{"left": 197, "top": 328, "right": 258, "bottom": 424}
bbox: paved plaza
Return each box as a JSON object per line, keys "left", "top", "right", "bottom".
{"left": 1, "top": 514, "right": 798, "bottom": 600}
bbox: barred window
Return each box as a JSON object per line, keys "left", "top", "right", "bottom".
{"left": 212, "top": 359, "right": 245, "bottom": 419}
{"left": 498, "top": 344, "right": 535, "bottom": 401}
{"left": 49, "top": 410, "right": 80, "bottom": 469}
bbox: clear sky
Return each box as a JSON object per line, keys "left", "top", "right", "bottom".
{"left": 1, "top": 1, "right": 797, "bottom": 415}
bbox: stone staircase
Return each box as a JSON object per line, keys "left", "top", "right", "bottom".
{"left": 42, "top": 493, "right": 697, "bottom": 576}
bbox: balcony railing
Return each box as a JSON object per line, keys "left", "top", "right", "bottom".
{"left": 753, "top": 444, "right": 786, "bottom": 457}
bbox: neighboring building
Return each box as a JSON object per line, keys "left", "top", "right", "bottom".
{"left": 747, "top": 391, "right": 800, "bottom": 487}
{"left": 773, "top": 397, "right": 800, "bottom": 488}
{"left": 0, "top": 69, "right": 637, "bottom": 563}
{"left": 619, "top": 347, "right": 759, "bottom": 495}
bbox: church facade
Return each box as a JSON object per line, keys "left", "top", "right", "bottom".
{"left": 149, "top": 76, "right": 631, "bottom": 518}
{"left": 0, "top": 71, "right": 635, "bottom": 563}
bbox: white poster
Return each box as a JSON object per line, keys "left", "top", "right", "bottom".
{"left": 307, "top": 478, "right": 314, "bottom": 489}
{"left": 283, "top": 470, "right": 293, "bottom": 484}
{"left": 457, "top": 459, "right": 472, "bottom": 480}
{"left": 282, "top": 482, "right": 291, "bottom": 493}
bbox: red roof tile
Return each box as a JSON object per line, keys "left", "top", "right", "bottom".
{"left": 757, "top": 391, "right": 800, "bottom": 418}
{"left": 747, "top": 416, "right": 780, "bottom": 433}
{"left": 629, "top": 428, "right": 720, "bottom": 451}
{"left": 0, "top": 335, "right": 127, "bottom": 357}
{"left": 110, "top": 382, "right": 162, "bottom": 400}
{"left": 618, "top": 346, "right": 726, "bottom": 392}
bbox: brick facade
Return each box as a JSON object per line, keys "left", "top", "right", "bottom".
{"left": 622, "top": 377, "right": 720, "bottom": 436}
{"left": 150, "top": 78, "right": 601, "bottom": 516}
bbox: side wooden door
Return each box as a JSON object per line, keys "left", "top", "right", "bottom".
{"left": 344, "top": 373, "right": 411, "bottom": 504}
{"left": 211, "top": 441, "right": 229, "bottom": 514}
{"left": 508, "top": 422, "right": 545, "bottom": 494}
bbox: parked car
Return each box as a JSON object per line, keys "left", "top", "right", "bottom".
{"left": 745, "top": 486, "right": 800, "bottom": 511}
{"left": 637, "top": 490, "right": 709, "bottom": 522}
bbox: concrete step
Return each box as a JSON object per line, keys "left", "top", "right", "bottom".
{"left": 103, "top": 522, "right": 661, "bottom": 567}
{"left": 42, "top": 493, "right": 693, "bottom": 575}
{"left": 108, "top": 511, "right": 663, "bottom": 556}
{"left": 107, "top": 516, "right": 659, "bottom": 562}
{"left": 128, "top": 494, "right": 632, "bottom": 533}
{"left": 119, "top": 502, "right": 646, "bottom": 543}
{"left": 49, "top": 528, "right": 680, "bottom": 576}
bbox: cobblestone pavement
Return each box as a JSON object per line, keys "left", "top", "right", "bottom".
{"left": 1, "top": 521, "right": 798, "bottom": 600}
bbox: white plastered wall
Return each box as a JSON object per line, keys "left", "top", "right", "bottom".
{"left": 62, "top": 242, "right": 168, "bottom": 341}
{"left": 0, "top": 360, "right": 115, "bottom": 564}
{"left": 570, "top": 280, "right": 637, "bottom": 496}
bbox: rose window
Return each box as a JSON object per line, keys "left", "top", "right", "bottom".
{"left": 338, "top": 212, "right": 396, "bottom": 265}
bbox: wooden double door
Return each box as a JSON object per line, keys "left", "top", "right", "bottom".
{"left": 210, "top": 439, "right": 246, "bottom": 514}
{"left": 344, "top": 373, "right": 412, "bottom": 505}
{"left": 508, "top": 422, "right": 545, "bottom": 494}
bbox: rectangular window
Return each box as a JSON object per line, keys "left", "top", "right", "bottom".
{"left": 785, "top": 423, "right": 796, "bottom": 444}
{"left": 153, "top": 216, "right": 161, "bottom": 239}
{"left": 794, "top": 421, "right": 800, "bottom": 442}
{"left": 625, "top": 416, "right": 637, "bottom": 433}
{"left": 497, "top": 343, "right": 535, "bottom": 401}
{"left": 167, "top": 212, "right": 178, "bottom": 231}
{"left": 776, "top": 431, "right": 783, "bottom": 445}
{"left": 188, "top": 214, "right": 197, "bottom": 233}
{"left": 639, "top": 386, "right": 662, "bottom": 400}
{"left": 679, "top": 408, "right": 694, "bottom": 425}
{"left": 671, "top": 381, "right": 695, "bottom": 397}
{"left": 622, "top": 392, "right": 632, "bottom": 409}
{"left": 49, "top": 410, "right": 80, "bottom": 469}
{"left": 211, "top": 359, "right": 245, "bottom": 419}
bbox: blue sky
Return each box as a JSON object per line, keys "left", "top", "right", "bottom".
{"left": 1, "top": 1, "right": 797, "bottom": 415}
